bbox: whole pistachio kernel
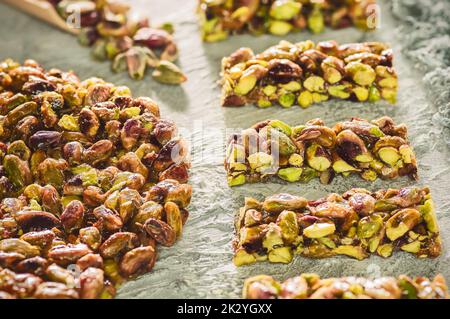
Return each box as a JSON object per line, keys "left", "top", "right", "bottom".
{"left": 345, "top": 62, "right": 376, "bottom": 86}
{"left": 263, "top": 85, "right": 277, "bottom": 96}
{"left": 269, "top": 119, "right": 292, "bottom": 136}
{"left": 303, "top": 76, "right": 325, "bottom": 93}
{"left": 58, "top": 115, "right": 80, "bottom": 131}
{"left": 268, "top": 20, "right": 293, "bottom": 35}
{"left": 270, "top": 0, "right": 302, "bottom": 20}
{"left": 298, "top": 91, "right": 313, "bottom": 108}
{"left": 281, "top": 81, "right": 301, "bottom": 92}
{"left": 152, "top": 61, "right": 187, "bottom": 85}
{"left": 308, "top": 5, "right": 324, "bottom": 34}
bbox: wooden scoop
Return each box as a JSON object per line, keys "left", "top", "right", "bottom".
{"left": 1, "top": 0, "right": 80, "bottom": 34}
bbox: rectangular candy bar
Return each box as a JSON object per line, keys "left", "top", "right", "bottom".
{"left": 243, "top": 273, "right": 448, "bottom": 299}
{"left": 225, "top": 117, "right": 416, "bottom": 186}
{"left": 199, "top": 0, "right": 378, "bottom": 42}
{"left": 233, "top": 186, "right": 441, "bottom": 266}
{"left": 221, "top": 40, "right": 396, "bottom": 107}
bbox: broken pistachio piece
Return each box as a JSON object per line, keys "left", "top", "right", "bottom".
{"left": 334, "top": 245, "right": 368, "bottom": 260}
{"left": 308, "top": 5, "right": 324, "bottom": 34}
{"left": 233, "top": 248, "right": 257, "bottom": 266}
{"left": 268, "top": 20, "right": 293, "bottom": 35}
{"left": 357, "top": 214, "right": 383, "bottom": 239}
{"left": 386, "top": 209, "right": 421, "bottom": 241}
{"left": 262, "top": 193, "right": 307, "bottom": 213}
{"left": 227, "top": 174, "right": 246, "bottom": 186}
{"left": 277, "top": 210, "right": 299, "bottom": 244}
{"left": 306, "top": 143, "right": 331, "bottom": 172}
{"left": 419, "top": 199, "right": 439, "bottom": 233}
{"left": 152, "top": 61, "right": 187, "bottom": 85}
{"left": 378, "top": 147, "right": 401, "bottom": 166}
{"left": 278, "top": 93, "right": 296, "bottom": 108}
{"left": 3, "top": 154, "right": 32, "bottom": 189}
{"left": 268, "top": 246, "right": 293, "bottom": 263}
{"left": 303, "top": 223, "right": 335, "bottom": 239}
{"left": 270, "top": 1, "right": 302, "bottom": 20}
{"left": 243, "top": 275, "right": 281, "bottom": 299}
{"left": 278, "top": 167, "right": 303, "bottom": 182}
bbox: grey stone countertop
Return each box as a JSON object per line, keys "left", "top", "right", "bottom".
{"left": 0, "top": 0, "right": 449, "bottom": 298}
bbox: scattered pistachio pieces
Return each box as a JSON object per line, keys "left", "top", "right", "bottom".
{"left": 51, "top": 0, "right": 186, "bottom": 83}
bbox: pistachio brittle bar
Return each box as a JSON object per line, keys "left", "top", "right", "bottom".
{"left": 199, "top": 0, "right": 377, "bottom": 42}
{"left": 221, "top": 40, "right": 396, "bottom": 108}
{"left": 243, "top": 273, "right": 448, "bottom": 299}
{"left": 233, "top": 186, "right": 441, "bottom": 266}
{"left": 225, "top": 117, "right": 416, "bottom": 186}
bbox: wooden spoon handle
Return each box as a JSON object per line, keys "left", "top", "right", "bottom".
{"left": 1, "top": 0, "right": 79, "bottom": 34}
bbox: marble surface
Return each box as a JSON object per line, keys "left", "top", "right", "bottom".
{"left": 0, "top": 0, "right": 449, "bottom": 298}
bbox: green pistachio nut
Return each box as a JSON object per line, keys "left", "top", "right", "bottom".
{"left": 281, "top": 81, "right": 301, "bottom": 92}
{"left": 328, "top": 84, "right": 351, "bottom": 99}
{"left": 268, "top": 20, "right": 293, "bottom": 36}
{"left": 3, "top": 154, "right": 32, "bottom": 189}
{"left": 419, "top": 199, "right": 439, "bottom": 233}
{"left": 368, "top": 85, "right": 381, "bottom": 102}
{"left": 334, "top": 245, "right": 368, "bottom": 260}
{"left": 306, "top": 143, "right": 331, "bottom": 171}
{"left": 298, "top": 91, "right": 313, "bottom": 108}
{"left": 288, "top": 153, "right": 303, "bottom": 166}
{"left": 277, "top": 210, "right": 299, "bottom": 244}
{"left": 386, "top": 209, "right": 421, "bottom": 241}
{"left": 377, "top": 243, "right": 393, "bottom": 258}
{"left": 307, "top": 5, "right": 324, "bottom": 34}
{"left": 278, "top": 93, "right": 296, "bottom": 108}
{"left": 270, "top": 0, "right": 302, "bottom": 20}
{"left": 152, "top": 61, "right": 187, "bottom": 85}
{"left": 357, "top": 214, "right": 383, "bottom": 239}
{"left": 227, "top": 174, "right": 246, "bottom": 187}
{"left": 378, "top": 147, "right": 401, "bottom": 166}
{"left": 278, "top": 167, "right": 303, "bottom": 182}
{"left": 58, "top": 115, "right": 80, "bottom": 131}
{"left": 247, "top": 152, "right": 273, "bottom": 171}
{"left": 263, "top": 85, "right": 277, "bottom": 96}
{"left": 401, "top": 241, "right": 421, "bottom": 253}
{"left": 303, "top": 222, "right": 335, "bottom": 239}
{"left": 345, "top": 62, "right": 376, "bottom": 86}
{"left": 234, "top": 65, "right": 267, "bottom": 95}
{"left": 353, "top": 87, "right": 369, "bottom": 101}
{"left": 268, "top": 246, "right": 293, "bottom": 263}
{"left": 381, "top": 88, "right": 397, "bottom": 104}
{"left": 303, "top": 76, "right": 325, "bottom": 93}
{"left": 233, "top": 248, "right": 257, "bottom": 266}
{"left": 263, "top": 223, "right": 284, "bottom": 251}
{"left": 269, "top": 120, "right": 292, "bottom": 136}
{"left": 262, "top": 193, "right": 307, "bottom": 213}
